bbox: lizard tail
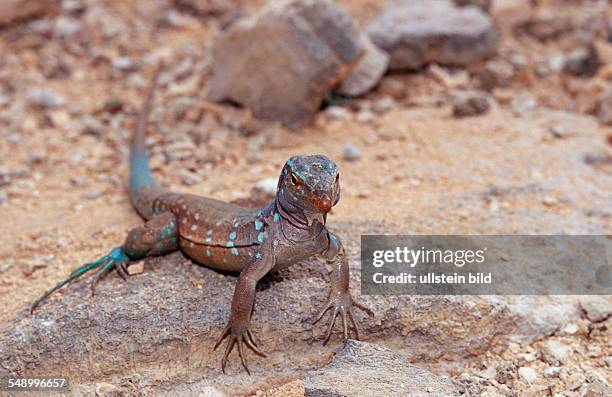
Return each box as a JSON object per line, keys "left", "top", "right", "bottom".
{"left": 129, "top": 65, "right": 161, "bottom": 193}
{"left": 129, "top": 65, "right": 166, "bottom": 219}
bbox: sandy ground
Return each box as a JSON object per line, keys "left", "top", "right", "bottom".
{"left": 0, "top": 0, "right": 610, "bottom": 395}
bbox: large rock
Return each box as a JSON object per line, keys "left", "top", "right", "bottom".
{"left": 0, "top": 220, "right": 602, "bottom": 394}
{"left": 304, "top": 340, "right": 459, "bottom": 397}
{"left": 336, "top": 34, "right": 389, "bottom": 97}
{"left": 365, "top": 0, "right": 497, "bottom": 71}
{"left": 0, "top": 0, "right": 58, "bottom": 26}
{"left": 208, "top": 0, "right": 364, "bottom": 128}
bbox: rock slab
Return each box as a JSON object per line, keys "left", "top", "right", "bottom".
{"left": 366, "top": 0, "right": 497, "bottom": 70}
{"left": 304, "top": 340, "right": 459, "bottom": 397}
{"left": 208, "top": 0, "right": 363, "bottom": 128}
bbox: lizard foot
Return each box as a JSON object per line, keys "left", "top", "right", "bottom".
{"left": 30, "top": 247, "right": 130, "bottom": 313}
{"left": 313, "top": 292, "right": 373, "bottom": 345}
{"left": 213, "top": 323, "right": 267, "bottom": 375}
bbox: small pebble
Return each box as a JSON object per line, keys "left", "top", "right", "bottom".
{"left": 356, "top": 109, "right": 375, "bottom": 123}
{"left": 27, "top": 88, "right": 65, "bottom": 109}
{"left": 81, "top": 115, "right": 103, "bottom": 135}
{"left": 543, "top": 367, "right": 562, "bottom": 378}
{"left": 342, "top": 143, "right": 361, "bottom": 162}
{"left": 179, "top": 169, "right": 202, "bottom": 186}
{"left": 325, "top": 106, "right": 352, "bottom": 120}
{"left": 452, "top": 91, "right": 490, "bottom": 117}
{"left": 0, "top": 191, "right": 8, "bottom": 206}
{"left": 54, "top": 17, "right": 82, "bottom": 37}
{"left": 112, "top": 56, "right": 135, "bottom": 72}
{"left": 518, "top": 367, "right": 537, "bottom": 384}
{"left": 372, "top": 96, "right": 395, "bottom": 113}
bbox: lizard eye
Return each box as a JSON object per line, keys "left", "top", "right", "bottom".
{"left": 290, "top": 172, "right": 301, "bottom": 186}
{"left": 335, "top": 173, "right": 339, "bottom": 182}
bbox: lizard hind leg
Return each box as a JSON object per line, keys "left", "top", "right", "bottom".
{"left": 29, "top": 247, "right": 129, "bottom": 313}
{"left": 30, "top": 212, "right": 179, "bottom": 314}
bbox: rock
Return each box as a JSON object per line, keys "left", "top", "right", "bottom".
{"left": 54, "top": 16, "right": 82, "bottom": 37}
{"left": 304, "top": 340, "right": 459, "bottom": 396}
{"left": 371, "top": 96, "right": 395, "bottom": 113}
{"left": 325, "top": 106, "right": 352, "bottom": 120}
{"left": 596, "top": 91, "right": 612, "bottom": 125}
{"left": 454, "top": 0, "right": 491, "bottom": 12}
{"left": 605, "top": 356, "right": 612, "bottom": 367}
{"left": 95, "top": 382, "right": 118, "bottom": 396}
{"left": 541, "top": 340, "right": 571, "bottom": 365}
{"left": 208, "top": 0, "right": 363, "bottom": 128}
{"left": 0, "top": 224, "right": 600, "bottom": 394}
{"left": 80, "top": 115, "right": 103, "bottom": 135}
{"left": 0, "top": 0, "right": 58, "bottom": 26}
{"left": 579, "top": 296, "right": 612, "bottom": 322}
{"left": 563, "top": 45, "right": 600, "bottom": 78}
{"left": 543, "top": 367, "right": 562, "bottom": 378}
{"left": 0, "top": 191, "right": 8, "bottom": 206}
{"left": 336, "top": 34, "right": 389, "bottom": 97}
{"left": 251, "top": 177, "right": 278, "bottom": 198}
{"left": 451, "top": 90, "right": 490, "bottom": 117}
{"left": 366, "top": 0, "right": 497, "bottom": 71}
{"left": 518, "top": 367, "right": 537, "bottom": 384}
{"left": 27, "top": 88, "right": 65, "bottom": 109}
{"left": 174, "top": 0, "right": 238, "bottom": 16}
{"left": 478, "top": 59, "right": 515, "bottom": 90}
{"left": 580, "top": 380, "right": 611, "bottom": 397}
{"left": 112, "top": 56, "right": 136, "bottom": 72}
{"left": 342, "top": 143, "right": 361, "bottom": 162}
{"left": 511, "top": 94, "right": 537, "bottom": 115}
{"left": 355, "top": 109, "right": 374, "bottom": 123}
{"left": 179, "top": 169, "right": 202, "bottom": 186}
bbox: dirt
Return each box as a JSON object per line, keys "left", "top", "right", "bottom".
{"left": 0, "top": 0, "right": 610, "bottom": 396}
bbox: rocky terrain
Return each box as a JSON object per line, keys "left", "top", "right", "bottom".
{"left": 0, "top": 0, "right": 610, "bottom": 396}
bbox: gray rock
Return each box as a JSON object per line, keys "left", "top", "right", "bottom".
{"left": 342, "top": 143, "right": 361, "bottom": 162}
{"left": 325, "top": 106, "right": 352, "bottom": 120}
{"left": 579, "top": 296, "right": 612, "bottom": 322}
{"left": 541, "top": 340, "right": 571, "bottom": 365}
{"left": 454, "top": 0, "right": 491, "bottom": 12}
{"left": 543, "top": 367, "right": 562, "bottom": 378}
{"left": 366, "top": 0, "right": 497, "bottom": 70}
{"left": 112, "top": 56, "right": 136, "bottom": 72}
{"left": 563, "top": 45, "right": 600, "bottom": 78}
{"left": 337, "top": 34, "right": 389, "bottom": 97}
{"left": 304, "top": 340, "right": 459, "bottom": 397}
{"left": 54, "top": 16, "right": 82, "bottom": 37}
{"left": 208, "top": 0, "right": 363, "bottom": 128}
{"left": 0, "top": 0, "right": 58, "bottom": 26}
{"left": 0, "top": 221, "right": 602, "bottom": 394}
{"left": 27, "top": 88, "right": 65, "bottom": 109}
{"left": 517, "top": 367, "right": 537, "bottom": 384}
{"left": 478, "top": 59, "right": 515, "bottom": 90}
{"left": 0, "top": 191, "right": 8, "bottom": 206}
{"left": 451, "top": 90, "right": 490, "bottom": 117}
{"left": 174, "top": 0, "right": 238, "bottom": 16}
{"left": 596, "top": 90, "right": 612, "bottom": 126}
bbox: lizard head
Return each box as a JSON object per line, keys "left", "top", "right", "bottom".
{"left": 277, "top": 155, "right": 340, "bottom": 218}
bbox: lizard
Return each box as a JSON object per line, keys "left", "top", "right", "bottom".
{"left": 29, "top": 67, "right": 373, "bottom": 374}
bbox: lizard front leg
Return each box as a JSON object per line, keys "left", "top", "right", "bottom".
{"left": 30, "top": 211, "right": 179, "bottom": 313}
{"left": 214, "top": 243, "right": 274, "bottom": 375}
{"left": 314, "top": 231, "right": 373, "bottom": 344}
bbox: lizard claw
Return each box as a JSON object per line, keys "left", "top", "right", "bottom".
{"left": 214, "top": 323, "right": 267, "bottom": 375}
{"left": 314, "top": 292, "right": 373, "bottom": 344}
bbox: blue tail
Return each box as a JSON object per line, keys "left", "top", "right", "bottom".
{"left": 129, "top": 66, "right": 160, "bottom": 193}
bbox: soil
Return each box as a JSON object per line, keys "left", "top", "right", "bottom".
{"left": 0, "top": 0, "right": 610, "bottom": 396}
